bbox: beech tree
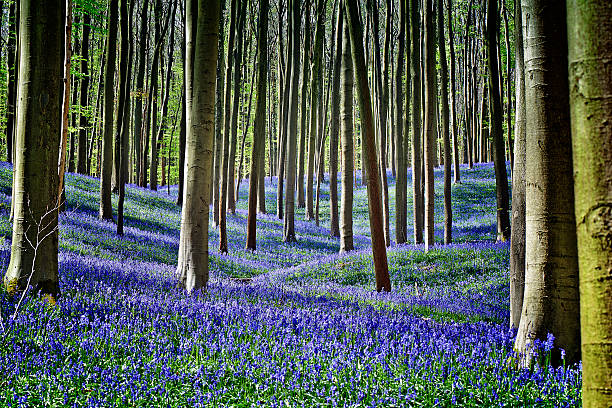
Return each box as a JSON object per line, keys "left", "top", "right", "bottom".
{"left": 514, "top": 0, "right": 580, "bottom": 366}
{"left": 339, "top": 18, "right": 353, "bottom": 254}
{"left": 567, "top": 0, "right": 612, "bottom": 405}
{"left": 4, "top": 0, "right": 63, "bottom": 298}
{"left": 344, "top": 0, "right": 390, "bottom": 292}
{"left": 423, "top": 0, "right": 436, "bottom": 250}
{"left": 177, "top": 0, "right": 220, "bottom": 291}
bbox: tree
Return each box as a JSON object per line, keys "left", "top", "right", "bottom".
{"left": 134, "top": 0, "right": 150, "bottom": 188}
{"left": 99, "top": 0, "right": 118, "bottom": 221}
{"left": 4, "top": 0, "right": 64, "bottom": 298}
{"left": 297, "top": 0, "right": 312, "bottom": 210}
{"left": 438, "top": 0, "right": 452, "bottom": 244}
{"left": 5, "top": 0, "right": 18, "bottom": 164}
{"left": 410, "top": 0, "right": 423, "bottom": 245}
{"left": 339, "top": 19, "right": 353, "bottom": 253}
{"left": 76, "top": 13, "right": 91, "bottom": 175}
{"left": 283, "top": 0, "right": 300, "bottom": 242}
{"left": 211, "top": 0, "right": 226, "bottom": 221}
{"left": 447, "top": 0, "right": 460, "bottom": 184}
{"left": 486, "top": 0, "right": 510, "bottom": 242}
{"left": 394, "top": 0, "right": 407, "bottom": 245}
{"left": 328, "top": 3, "right": 343, "bottom": 238}
{"left": 514, "top": 0, "right": 580, "bottom": 366}
{"left": 246, "top": 0, "right": 269, "bottom": 251}
{"left": 423, "top": 0, "right": 436, "bottom": 250}
{"left": 177, "top": 0, "right": 220, "bottom": 292}
{"left": 509, "top": 0, "right": 526, "bottom": 330}
{"left": 344, "top": 0, "right": 391, "bottom": 292}
{"left": 567, "top": 0, "right": 612, "bottom": 405}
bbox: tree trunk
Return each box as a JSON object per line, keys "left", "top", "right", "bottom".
{"left": 344, "top": 0, "right": 391, "bottom": 292}
{"left": 297, "top": 0, "right": 312, "bottom": 209}
{"left": 99, "top": 0, "right": 118, "bottom": 221}
{"left": 339, "top": 20, "right": 354, "bottom": 253}
{"left": 177, "top": 0, "right": 220, "bottom": 292}
{"left": 245, "top": 0, "right": 268, "bottom": 250}
{"left": 509, "top": 0, "right": 526, "bottom": 330}
{"left": 76, "top": 13, "right": 91, "bottom": 174}
{"left": 148, "top": 0, "right": 166, "bottom": 191}
{"left": 410, "top": 0, "right": 423, "bottom": 245}
{"left": 211, "top": 0, "right": 226, "bottom": 220}
{"left": 328, "top": 3, "right": 343, "bottom": 238}
{"left": 5, "top": 0, "right": 63, "bottom": 298}
{"left": 486, "top": 0, "right": 510, "bottom": 242}
{"left": 5, "top": 1, "right": 18, "bottom": 163}
{"left": 423, "top": 0, "right": 436, "bottom": 250}
{"left": 394, "top": 0, "right": 407, "bottom": 245}
{"left": 58, "top": 0, "right": 72, "bottom": 214}
{"left": 447, "top": 0, "right": 460, "bottom": 184}
{"left": 226, "top": 0, "right": 248, "bottom": 214}
{"left": 514, "top": 0, "right": 580, "bottom": 367}
{"left": 219, "top": 0, "right": 237, "bottom": 253}
{"left": 134, "top": 0, "right": 150, "bottom": 187}
{"left": 438, "top": 0, "right": 452, "bottom": 245}
{"left": 568, "top": 1, "right": 612, "bottom": 405}
{"left": 306, "top": 1, "right": 324, "bottom": 221}
{"left": 282, "top": 0, "right": 300, "bottom": 242}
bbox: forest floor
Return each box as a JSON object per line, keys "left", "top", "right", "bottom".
{"left": 0, "top": 161, "right": 581, "bottom": 407}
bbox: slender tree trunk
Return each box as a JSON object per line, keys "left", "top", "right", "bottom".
{"left": 447, "top": 0, "right": 460, "bottom": 184}
{"left": 76, "top": 14, "right": 91, "bottom": 174}
{"left": 246, "top": 0, "right": 268, "bottom": 250}
{"left": 226, "top": 0, "right": 247, "bottom": 213}
{"left": 328, "top": 3, "right": 343, "bottom": 238}
{"left": 514, "top": 0, "right": 580, "bottom": 367}
{"left": 394, "top": 0, "right": 407, "bottom": 245}
{"left": 99, "top": 0, "right": 118, "bottom": 221}
{"left": 219, "top": 0, "right": 237, "bottom": 253}
{"left": 438, "top": 0, "right": 452, "bottom": 244}
{"left": 501, "top": 1, "right": 513, "bottom": 173}
{"left": 423, "top": 0, "right": 436, "bottom": 250}
{"left": 306, "top": 1, "right": 324, "bottom": 221}
{"left": 134, "top": 0, "right": 150, "bottom": 187}
{"left": 58, "top": 0, "right": 72, "bottom": 213}
{"left": 148, "top": 0, "right": 166, "bottom": 191}
{"left": 276, "top": 0, "right": 289, "bottom": 219}
{"left": 177, "top": 0, "right": 220, "bottom": 292}
{"left": 211, "top": 0, "right": 225, "bottom": 219}
{"left": 297, "top": 0, "right": 311, "bottom": 209}
{"left": 410, "top": 0, "right": 423, "bottom": 245}
{"left": 5, "top": 1, "right": 18, "bottom": 163}
{"left": 282, "top": 0, "right": 300, "bottom": 242}
{"left": 339, "top": 20, "right": 354, "bottom": 253}
{"left": 568, "top": 1, "right": 612, "bottom": 404}
{"left": 5, "top": 0, "right": 63, "bottom": 298}
{"left": 509, "top": 0, "right": 526, "bottom": 330}
{"left": 345, "top": 0, "right": 391, "bottom": 292}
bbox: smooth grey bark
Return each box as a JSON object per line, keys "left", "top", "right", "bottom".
{"left": 447, "top": 0, "right": 460, "bottom": 184}
{"left": 423, "top": 0, "right": 436, "bottom": 250}
{"left": 438, "top": 0, "right": 452, "bottom": 245}
{"left": 410, "top": 0, "right": 423, "bottom": 245}
{"left": 76, "top": 13, "right": 91, "bottom": 174}
{"left": 394, "top": 0, "right": 407, "bottom": 245}
{"left": 514, "top": 0, "right": 580, "bottom": 367}
{"left": 4, "top": 0, "right": 63, "bottom": 298}
{"left": 177, "top": 0, "right": 220, "bottom": 292}
{"left": 134, "top": 0, "right": 150, "bottom": 187}
{"left": 212, "top": 0, "right": 226, "bottom": 222}
{"left": 297, "top": 0, "right": 311, "bottom": 209}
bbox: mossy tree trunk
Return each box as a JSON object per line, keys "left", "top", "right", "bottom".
{"left": 567, "top": 0, "right": 612, "bottom": 405}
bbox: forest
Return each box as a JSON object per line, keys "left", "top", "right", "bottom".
{"left": 0, "top": 0, "right": 611, "bottom": 406}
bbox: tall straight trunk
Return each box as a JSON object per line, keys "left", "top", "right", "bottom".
{"left": 297, "top": 0, "right": 312, "bottom": 209}
{"left": 176, "top": 91, "right": 186, "bottom": 205}
{"left": 339, "top": 21, "right": 354, "bottom": 253}
{"left": 328, "top": 3, "right": 343, "bottom": 238}
{"left": 246, "top": 0, "right": 268, "bottom": 250}
{"left": 283, "top": 0, "right": 300, "bottom": 241}
{"left": 410, "top": 0, "right": 423, "bottom": 245}
{"left": 423, "top": 0, "right": 436, "bottom": 250}
{"left": 76, "top": 13, "right": 91, "bottom": 174}
{"left": 5, "top": 0, "right": 63, "bottom": 298}
{"left": 479, "top": 85, "right": 488, "bottom": 163}
{"left": 177, "top": 0, "right": 220, "bottom": 292}
{"left": 58, "top": 0, "right": 72, "bottom": 212}
{"left": 212, "top": 0, "right": 226, "bottom": 221}
{"left": 438, "top": 0, "right": 452, "bottom": 244}
{"left": 344, "top": 0, "right": 391, "bottom": 292}
{"left": 134, "top": 0, "right": 150, "bottom": 187}
{"left": 394, "top": 0, "right": 407, "bottom": 244}
{"left": 447, "top": 0, "right": 460, "bottom": 184}
{"left": 5, "top": 1, "right": 18, "bottom": 163}
{"left": 305, "top": 0, "right": 324, "bottom": 221}
{"left": 226, "top": 0, "right": 247, "bottom": 214}
{"left": 486, "top": 0, "right": 510, "bottom": 242}
{"left": 509, "top": 0, "right": 526, "bottom": 330}
{"left": 276, "top": 0, "right": 290, "bottom": 219}
{"left": 116, "top": 0, "right": 131, "bottom": 235}
{"left": 501, "top": 1, "right": 513, "bottom": 172}
{"left": 219, "top": 0, "right": 237, "bottom": 253}
{"left": 149, "top": 0, "right": 165, "bottom": 191}
{"left": 568, "top": 0, "right": 612, "bottom": 404}
{"left": 515, "top": 0, "right": 580, "bottom": 366}
{"left": 99, "top": 0, "right": 118, "bottom": 221}
{"left": 463, "top": 0, "right": 474, "bottom": 169}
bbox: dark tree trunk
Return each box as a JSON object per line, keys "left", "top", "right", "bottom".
{"left": 438, "top": 0, "right": 452, "bottom": 244}
{"left": 76, "top": 13, "right": 91, "bottom": 174}
{"left": 410, "top": 0, "right": 423, "bottom": 245}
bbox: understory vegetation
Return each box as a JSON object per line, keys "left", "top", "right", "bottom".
{"left": 0, "top": 162, "right": 581, "bottom": 407}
